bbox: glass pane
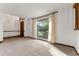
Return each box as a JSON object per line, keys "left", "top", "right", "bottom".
{"left": 37, "top": 18, "right": 49, "bottom": 41}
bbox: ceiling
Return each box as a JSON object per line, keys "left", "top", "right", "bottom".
{"left": 0, "top": 3, "right": 73, "bottom": 18}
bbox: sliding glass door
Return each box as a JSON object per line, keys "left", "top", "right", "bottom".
{"left": 37, "top": 18, "right": 49, "bottom": 41}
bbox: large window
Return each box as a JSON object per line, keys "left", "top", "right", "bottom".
{"left": 37, "top": 18, "right": 49, "bottom": 41}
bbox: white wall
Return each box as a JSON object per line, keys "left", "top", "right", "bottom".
{"left": 3, "top": 14, "right": 20, "bottom": 37}
{"left": 55, "top": 6, "right": 79, "bottom": 53}
{"left": 24, "top": 17, "right": 32, "bottom": 37}
{"left": 0, "top": 12, "right": 4, "bottom": 41}
{"left": 56, "top": 7, "right": 76, "bottom": 46}
{"left": 73, "top": 9, "right": 79, "bottom": 53}
{"left": 75, "top": 31, "right": 79, "bottom": 53}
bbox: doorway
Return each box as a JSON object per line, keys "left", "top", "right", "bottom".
{"left": 37, "top": 18, "right": 49, "bottom": 41}
{"left": 20, "top": 17, "right": 24, "bottom": 37}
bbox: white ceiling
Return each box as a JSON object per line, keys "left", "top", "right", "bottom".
{"left": 0, "top": 3, "right": 73, "bottom": 18}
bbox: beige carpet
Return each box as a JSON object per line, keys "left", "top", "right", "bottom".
{"left": 0, "top": 37, "right": 52, "bottom": 56}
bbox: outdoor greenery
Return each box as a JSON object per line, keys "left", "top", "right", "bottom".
{"left": 37, "top": 19, "right": 49, "bottom": 39}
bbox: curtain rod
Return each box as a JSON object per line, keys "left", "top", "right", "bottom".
{"left": 33, "top": 11, "right": 58, "bottom": 19}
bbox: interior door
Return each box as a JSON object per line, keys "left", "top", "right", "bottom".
{"left": 20, "top": 17, "right": 24, "bottom": 37}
